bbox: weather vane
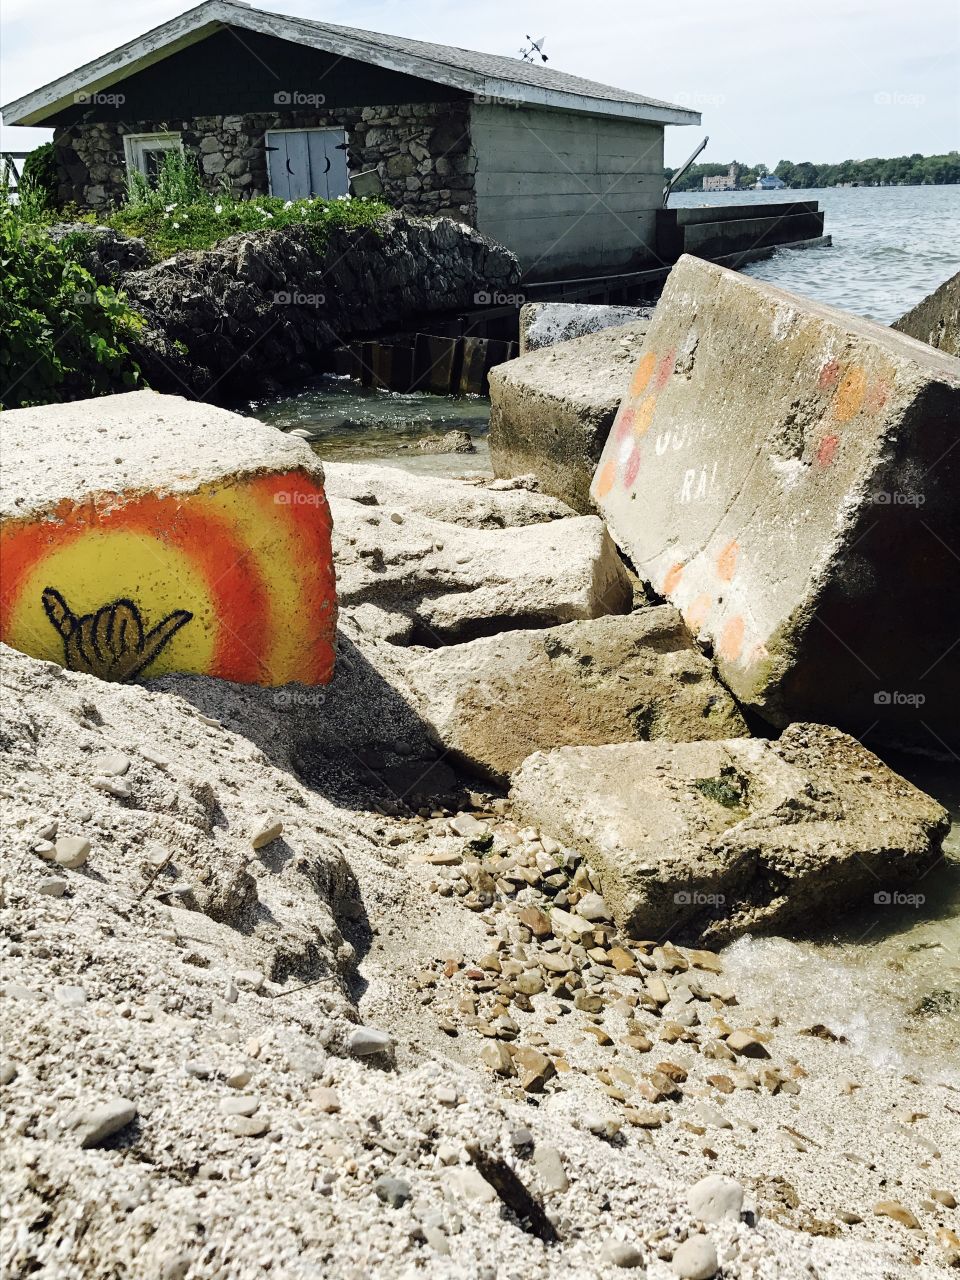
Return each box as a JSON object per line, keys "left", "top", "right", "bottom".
{"left": 519, "top": 35, "right": 548, "bottom": 63}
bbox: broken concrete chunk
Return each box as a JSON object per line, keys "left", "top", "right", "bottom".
{"left": 73, "top": 1098, "right": 137, "bottom": 1148}
{"left": 893, "top": 270, "right": 959, "bottom": 357}
{"left": 0, "top": 391, "right": 336, "bottom": 687}
{"left": 403, "top": 608, "right": 746, "bottom": 781}
{"left": 519, "top": 302, "right": 654, "bottom": 354}
{"left": 591, "top": 255, "right": 960, "bottom": 749}
{"left": 510, "top": 723, "right": 948, "bottom": 943}
{"left": 489, "top": 319, "right": 652, "bottom": 513}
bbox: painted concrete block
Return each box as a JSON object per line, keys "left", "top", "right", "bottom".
{"left": 591, "top": 255, "right": 960, "bottom": 748}
{"left": 0, "top": 392, "right": 336, "bottom": 685}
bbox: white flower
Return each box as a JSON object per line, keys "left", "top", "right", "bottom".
{"left": 173, "top": 221, "right": 180, "bottom": 229}
{"left": 165, "top": 203, "right": 176, "bottom": 212}
{"left": 283, "top": 200, "right": 293, "bottom": 209}
{"left": 214, "top": 203, "right": 222, "bottom": 214}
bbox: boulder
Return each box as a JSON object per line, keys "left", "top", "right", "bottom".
{"left": 510, "top": 723, "right": 949, "bottom": 944}
{"left": 330, "top": 495, "right": 631, "bottom": 643}
{"left": 519, "top": 302, "right": 654, "bottom": 353}
{"left": 892, "top": 271, "right": 959, "bottom": 357}
{"left": 591, "top": 255, "right": 960, "bottom": 751}
{"left": 403, "top": 607, "right": 747, "bottom": 781}
{"left": 0, "top": 391, "right": 336, "bottom": 686}
{"left": 488, "top": 320, "right": 650, "bottom": 513}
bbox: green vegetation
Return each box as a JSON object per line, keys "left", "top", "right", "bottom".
{"left": 104, "top": 149, "right": 389, "bottom": 258}
{"left": 692, "top": 768, "right": 748, "bottom": 810}
{"left": 665, "top": 151, "right": 960, "bottom": 192}
{"left": 0, "top": 196, "right": 144, "bottom": 410}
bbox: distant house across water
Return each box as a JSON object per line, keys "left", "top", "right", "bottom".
{"left": 755, "top": 173, "right": 786, "bottom": 190}
{"left": 703, "top": 162, "right": 741, "bottom": 191}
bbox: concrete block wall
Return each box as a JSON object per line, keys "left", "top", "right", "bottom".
{"left": 470, "top": 103, "right": 664, "bottom": 282}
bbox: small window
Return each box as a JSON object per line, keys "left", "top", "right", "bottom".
{"left": 123, "top": 132, "right": 182, "bottom": 181}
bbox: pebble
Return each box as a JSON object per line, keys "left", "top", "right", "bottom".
{"left": 576, "top": 892, "right": 610, "bottom": 922}
{"left": 223, "top": 979, "right": 239, "bottom": 1004}
{"left": 725, "top": 1030, "right": 770, "bottom": 1058}
{"left": 601, "top": 1240, "right": 646, "bottom": 1270}
{"left": 449, "top": 813, "right": 486, "bottom": 839}
{"left": 509, "top": 1126, "right": 534, "bottom": 1150}
{"left": 53, "top": 985, "right": 87, "bottom": 1008}
{"left": 251, "top": 819, "right": 283, "bottom": 850}
{"left": 234, "top": 969, "right": 265, "bottom": 992}
{"left": 224, "top": 1064, "right": 253, "bottom": 1089}
{"left": 671, "top": 1234, "right": 719, "bottom": 1279}
{"left": 91, "top": 775, "right": 133, "bottom": 799}
{"left": 533, "top": 1144, "right": 568, "bottom": 1192}
{"left": 73, "top": 1097, "right": 137, "bottom": 1148}
{"left": 873, "top": 1200, "right": 920, "bottom": 1229}
{"left": 690, "top": 1103, "right": 733, "bottom": 1131}
{"left": 223, "top": 1114, "right": 270, "bottom": 1138}
{"left": 688, "top": 1174, "right": 744, "bottom": 1223}
{"left": 347, "top": 1026, "right": 394, "bottom": 1057}
{"left": 310, "top": 1086, "right": 341, "bottom": 1113}
{"left": 92, "top": 752, "right": 131, "bottom": 777}
{"left": 219, "top": 1095, "right": 260, "bottom": 1116}
{"left": 931, "top": 1189, "right": 957, "bottom": 1208}
{"left": 0, "top": 1061, "right": 17, "bottom": 1085}
{"left": 375, "top": 1174, "right": 412, "bottom": 1207}
{"left": 37, "top": 877, "right": 68, "bottom": 898}
{"left": 54, "top": 835, "right": 90, "bottom": 869}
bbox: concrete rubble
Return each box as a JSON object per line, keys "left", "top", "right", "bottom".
{"left": 519, "top": 302, "right": 655, "bottom": 354}
{"left": 489, "top": 319, "right": 651, "bottom": 513}
{"left": 893, "top": 270, "right": 959, "bottom": 357}
{"left": 510, "top": 723, "right": 949, "bottom": 944}
{"left": 590, "top": 254, "right": 960, "bottom": 751}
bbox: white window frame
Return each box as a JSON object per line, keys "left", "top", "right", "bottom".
{"left": 122, "top": 132, "right": 183, "bottom": 179}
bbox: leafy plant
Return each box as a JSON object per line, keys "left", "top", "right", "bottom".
{"left": 20, "top": 141, "right": 60, "bottom": 212}
{"left": 0, "top": 199, "right": 144, "bottom": 409}
{"left": 692, "top": 767, "right": 748, "bottom": 810}
{"left": 108, "top": 148, "right": 389, "bottom": 259}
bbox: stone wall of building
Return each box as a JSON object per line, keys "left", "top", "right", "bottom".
{"left": 52, "top": 102, "right": 476, "bottom": 222}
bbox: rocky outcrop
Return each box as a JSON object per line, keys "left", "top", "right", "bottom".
{"left": 893, "top": 270, "right": 960, "bottom": 357}
{"left": 403, "top": 606, "right": 748, "bottom": 782}
{"left": 510, "top": 723, "right": 950, "bottom": 945}
{"left": 591, "top": 254, "right": 960, "bottom": 752}
{"left": 488, "top": 319, "right": 650, "bottom": 513}
{"left": 119, "top": 214, "right": 519, "bottom": 400}
{"left": 48, "top": 222, "right": 152, "bottom": 282}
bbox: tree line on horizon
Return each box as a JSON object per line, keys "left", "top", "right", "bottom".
{"left": 665, "top": 151, "right": 960, "bottom": 191}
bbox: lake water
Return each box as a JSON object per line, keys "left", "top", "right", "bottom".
{"left": 250, "top": 186, "right": 959, "bottom": 1073}
{"left": 673, "top": 183, "right": 960, "bottom": 323}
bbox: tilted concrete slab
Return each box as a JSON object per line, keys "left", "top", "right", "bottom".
{"left": 519, "top": 303, "right": 654, "bottom": 354}
{"left": 510, "top": 724, "right": 949, "bottom": 945}
{"left": 0, "top": 391, "right": 336, "bottom": 685}
{"left": 489, "top": 319, "right": 652, "bottom": 513}
{"left": 893, "top": 270, "right": 959, "bottom": 358}
{"left": 591, "top": 255, "right": 960, "bottom": 749}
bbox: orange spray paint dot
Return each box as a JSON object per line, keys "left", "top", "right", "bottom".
{"left": 684, "top": 593, "right": 712, "bottom": 633}
{"left": 654, "top": 348, "right": 677, "bottom": 391}
{"left": 594, "top": 459, "right": 617, "bottom": 499}
{"left": 633, "top": 395, "right": 658, "bottom": 438}
{"left": 716, "top": 539, "right": 739, "bottom": 582}
{"left": 719, "top": 616, "right": 745, "bottom": 663}
{"left": 629, "top": 352, "right": 657, "bottom": 398}
{"left": 662, "top": 562, "right": 685, "bottom": 595}
{"left": 832, "top": 365, "right": 867, "bottom": 422}
{"left": 818, "top": 359, "right": 841, "bottom": 390}
{"left": 817, "top": 434, "right": 839, "bottom": 467}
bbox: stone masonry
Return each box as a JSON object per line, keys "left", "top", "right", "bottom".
{"left": 53, "top": 102, "right": 476, "bottom": 219}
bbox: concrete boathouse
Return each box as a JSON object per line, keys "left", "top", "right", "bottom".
{"left": 0, "top": 0, "right": 701, "bottom": 282}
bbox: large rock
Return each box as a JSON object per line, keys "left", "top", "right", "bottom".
{"left": 488, "top": 320, "right": 650, "bottom": 513}
{"left": 519, "top": 302, "right": 654, "bottom": 354}
{"left": 892, "top": 271, "right": 959, "bottom": 357}
{"left": 330, "top": 489, "right": 631, "bottom": 643}
{"left": 591, "top": 255, "right": 960, "bottom": 750}
{"left": 403, "top": 606, "right": 747, "bottom": 781}
{"left": 0, "top": 391, "right": 336, "bottom": 686}
{"left": 510, "top": 723, "right": 949, "bottom": 944}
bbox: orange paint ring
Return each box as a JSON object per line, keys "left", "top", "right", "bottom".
{"left": 629, "top": 352, "right": 657, "bottom": 398}
{"left": 594, "top": 459, "right": 617, "bottom": 500}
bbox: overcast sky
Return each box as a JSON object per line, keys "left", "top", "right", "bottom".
{"left": 2, "top": 0, "right": 958, "bottom": 164}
